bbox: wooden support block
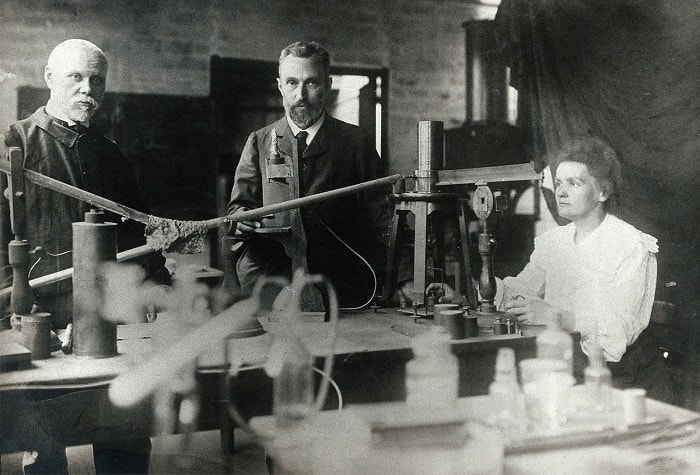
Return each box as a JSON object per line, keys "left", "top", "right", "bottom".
{"left": 0, "top": 330, "right": 31, "bottom": 371}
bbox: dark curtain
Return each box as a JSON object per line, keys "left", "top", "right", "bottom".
{"left": 495, "top": 0, "right": 700, "bottom": 315}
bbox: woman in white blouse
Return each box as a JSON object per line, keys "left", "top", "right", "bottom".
{"left": 426, "top": 138, "right": 671, "bottom": 400}
{"left": 500, "top": 137, "right": 670, "bottom": 401}
{"left": 501, "top": 139, "right": 656, "bottom": 360}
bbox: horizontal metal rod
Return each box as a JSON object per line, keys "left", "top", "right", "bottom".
{"left": 437, "top": 163, "right": 542, "bottom": 186}
{"left": 0, "top": 159, "right": 151, "bottom": 225}
{"left": 0, "top": 244, "right": 156, "bottom": 300}
{"left": 202, "top": 173, "right": 403, "bottom": 227}
{"left": 0, "top": 159, "right": 402, "bottom": 231}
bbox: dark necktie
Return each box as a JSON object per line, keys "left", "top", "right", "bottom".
{"left": 296, "top": 131, "right": 308, "bottom": 158}
{"left": 69, "top": 123, "right": 89, "bottom": 135}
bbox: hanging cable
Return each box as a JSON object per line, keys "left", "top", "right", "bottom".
{"left": 28, "top": 258, "right": 41, "bottom": 278}
{"left": 313, "top": 366, "right": 343, "bottom": 411}
{"left": 28, "top": 249, "right": 71, "bottom": 279}
{"left": 310, "top": 211, "right": 377, "bottom": 311}
{"left": 228, "top": 364, "right": 343, "bottom": 440}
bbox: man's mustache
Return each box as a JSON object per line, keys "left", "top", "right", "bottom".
{"left": 71, "top": 98, "right": 98, "bottom": 108}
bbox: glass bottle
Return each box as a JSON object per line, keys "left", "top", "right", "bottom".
{"left": 488, "top": 347, "right": 526, "bottom": 437}
{"left": 536, "top": 313, "right": 573, "bottom": 376}
{"left": 269, "top": 332, "right": 315, "bottom": 428}
{"left": 405, "top": 326, "right": 458, "bottom": 409}
{"left": 584, "top": 343, "right": 612, "bottom": 412}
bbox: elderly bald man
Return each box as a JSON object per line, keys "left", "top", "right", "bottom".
{"left": 2, "top": 38, "right": 169, "bottom": 329}
{"left": 45, "top": 38, "right": 107, "bottom": 125}
{"left": 1, "top": 39, "right": 168, "bottom": 474}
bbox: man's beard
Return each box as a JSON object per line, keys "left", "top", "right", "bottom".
{"left": 67, "top": 99, "right": 98, "bottom": 123}
{"left": 287, "top": 102, "right": 323, "bottom": 129}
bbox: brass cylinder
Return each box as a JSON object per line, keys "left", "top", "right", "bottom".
{"left": 416, "top": 121, "right": 443, "bottom": 193}
{"left": 72, "top": 210, "right": 118, "bottom": 358}
{"left": 21, "top": 312, "right": 51, "bottom": 360}
{"left": 417, "top": 120, "right": 444, "bottom": 172}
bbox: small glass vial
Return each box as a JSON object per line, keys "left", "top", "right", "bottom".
{"left": 489, "top": 347, "right": 525, "bottom": 437}
{"left": 536, "top": 314, "right": 573, "bottom": 375}
{"left": 405, "top": 326, "right": 458, "bottom": 408}
{"left": 584, "top": 343, "right": 612, "bottom": 412}
{"left": 272, "top": 333, "right": 315, "bottom": 428}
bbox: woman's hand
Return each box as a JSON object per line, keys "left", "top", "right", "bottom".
{"left": 504, "top": 295, "right": 560, "bottom": 325}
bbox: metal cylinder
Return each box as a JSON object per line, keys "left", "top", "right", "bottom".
{"left": 440, "top": 309, "right": 466, "bottom": 340}
{"left": 416, "top": 121, "right": 443, "bottom": 193}
{"left": 72, "top": 210, "right": 118, "bottom": 358}
{"left": 417, "top": 121, "right": 444, "bottom": 172}
{"left": 21, "top": 312, "right": 51, "bottom": 360}
{"left": 464, "top": 315, "right": 479, "bottom": 338}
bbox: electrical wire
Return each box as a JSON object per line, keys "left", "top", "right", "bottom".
{"left": 307, "top": 272, "right": 338, "bottom": 416}
{"left": 222, "top": 272, "right": 340, "bottom": 444}
{"left": 28, "top": 258, "right": 41, "bottom": 278}
{"left": 311, "top": 211, "right": 378, "bottom": 311}
{"left": 27, "top": 250, "right": 71, "bottom": 279}
{"left": 313, "top": 366, "right": 343, "bottom": 411}
{"left": 225, "top": 365, "right": 343, "bottom": 441}
{"left": 46, "top": 250, "right": 72, "bottom": 257}
{"left": 234, "top": 362, "right": 344, "bottom": 412}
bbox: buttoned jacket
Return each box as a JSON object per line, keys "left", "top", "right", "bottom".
{"left": 1, "top": 107, "right": 166, "bottom": 300}
{"left": 229, "top": 115, "right": 391, "bottom": 290}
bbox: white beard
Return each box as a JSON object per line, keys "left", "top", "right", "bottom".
{"left": 67, "top": 101, "right": 97, "bottom": 123}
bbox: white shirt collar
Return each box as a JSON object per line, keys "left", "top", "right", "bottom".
{"left": 287, "top": 112, "right": 325, "bottom": 146}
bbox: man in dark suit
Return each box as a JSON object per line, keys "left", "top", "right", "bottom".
{"left": 228, "top": 41, "right": 391, "bottom": 309}
{"left": 1, "top": 38, "right": 167, "bottom": 475}
{"left": 1, "top": 40, "right": 169, "bottom": 330}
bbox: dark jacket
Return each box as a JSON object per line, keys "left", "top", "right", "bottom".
{"left": 228, "top": 115, "right": 391, "bottom": 307}
{"left": 1, "top": 107, "right": 168, "bottom": 327}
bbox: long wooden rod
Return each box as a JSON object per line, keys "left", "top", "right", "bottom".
{"left": 0, "top": 244, "right": 155, "bottom": 300}
{"left": 0, "top": 156, "right": 401, "bottom": 294}
{"left": 203, "top": 173, "right": 403, "bottom": 227}
{"left": 0, "top": 160, "right": 152, "bottom": 224}
{"left": 0, "top": 158, "right": 402, "bottom": 230}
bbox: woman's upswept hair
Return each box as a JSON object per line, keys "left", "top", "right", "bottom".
{"left": 551, "top": 137, "right": 623, "bottom": 208}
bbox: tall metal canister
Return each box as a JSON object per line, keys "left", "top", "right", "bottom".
{"left": 72, "top": 210, "right": 118, "bottom": 358}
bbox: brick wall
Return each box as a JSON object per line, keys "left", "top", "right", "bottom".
{"left": 0, "top": 0, "right": 497, "bottom": 174}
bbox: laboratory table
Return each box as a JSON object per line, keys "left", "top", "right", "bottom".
{"left": 250, "top": 391, "right": 700, "bottom": 474}
{"left": 0, "top": 308, "right": 575, "bottom": 455}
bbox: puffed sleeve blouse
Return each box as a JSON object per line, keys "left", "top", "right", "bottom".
{"left": 500, "top": 214, "right": 658, "bottom": 362}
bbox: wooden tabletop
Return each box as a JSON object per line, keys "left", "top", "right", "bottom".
{"left": 0, "top": 308, "right": 538, "bottom": 391}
